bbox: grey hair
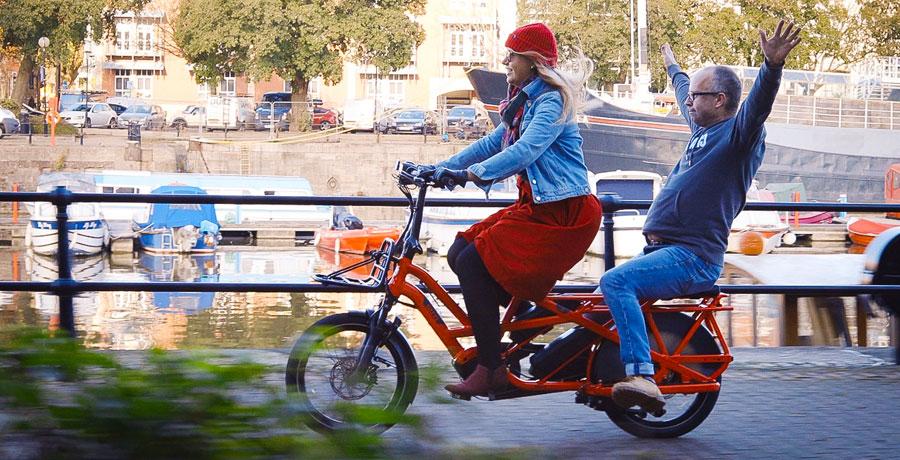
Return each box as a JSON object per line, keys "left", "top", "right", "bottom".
{"left": 711, "top": 65, "right": 742, "bottom": 114}
{"left": 517, "top": 49, "right": 593, "bottom": 123}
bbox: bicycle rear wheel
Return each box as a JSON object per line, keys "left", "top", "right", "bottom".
{"left": 285, "top": 312, "right": 418, "bottom": 433}
{"left": 593, "top": 311, "right": 721, "bottom": 438}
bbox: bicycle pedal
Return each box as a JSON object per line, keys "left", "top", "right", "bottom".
{"left": 449, "top": 392, "right": 471, "bottom": 401}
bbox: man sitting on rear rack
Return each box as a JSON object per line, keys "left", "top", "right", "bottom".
{"left": 598, "top": 19, "right": 802, "bottom": 413}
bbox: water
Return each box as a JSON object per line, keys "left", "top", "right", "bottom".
{"left": 0, "top": 247, "right": 892, "bottom": 350}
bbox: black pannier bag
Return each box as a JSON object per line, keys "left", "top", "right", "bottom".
{"left": 528, "top": 312, "right": 610, "bottom": 380}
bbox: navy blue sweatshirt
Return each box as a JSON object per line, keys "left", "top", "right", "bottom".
{"left": 643, "top": 61, "right": 783, "bottom": 265}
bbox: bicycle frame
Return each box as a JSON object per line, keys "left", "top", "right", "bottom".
{"left": 315, "top": 166, "right": 734, "bottom": 400}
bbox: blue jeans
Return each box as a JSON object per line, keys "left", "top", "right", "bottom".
{"left": 597, "top": 245, "right": 723, "bottom": 376}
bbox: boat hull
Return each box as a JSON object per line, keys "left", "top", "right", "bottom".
{"left": 316, "top": 227, "right": 401, "bottom": 254}
{"left": 137, "top": 230, "right": 218, "bottom": 253}
{"left": 26, "top": 219, "right": 109, "bottom": 256}
{"left": 847, "top": 217, "right": 900, "bottom": 247}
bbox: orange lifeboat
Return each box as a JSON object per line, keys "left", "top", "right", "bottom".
{"left": 316, "top": 226, "right": 402, "bottom": 254}
{"left": 847, "top": 217, "right": 900, "bottom": 247}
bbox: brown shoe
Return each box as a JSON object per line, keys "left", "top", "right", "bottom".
{"left": 445, "top": 364, "right": 508, "bottom": 397}
{"left": 611, "top": 376, "right": 666, "bottom": 414}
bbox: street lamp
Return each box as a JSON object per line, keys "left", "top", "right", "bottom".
{"left": 38, "top": 36, "right": 49, "bottom": 134}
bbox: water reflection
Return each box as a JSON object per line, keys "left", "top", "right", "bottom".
{"left": 0, "top": 248, "right": 892, "bottom": 351}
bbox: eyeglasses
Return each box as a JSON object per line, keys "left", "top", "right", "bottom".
{"left": 686, "top": 91, "right": 723, "bottom": 101}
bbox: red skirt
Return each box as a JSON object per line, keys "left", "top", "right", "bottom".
{"left": 459, "top": 177, "right": 602, "bottom": 301}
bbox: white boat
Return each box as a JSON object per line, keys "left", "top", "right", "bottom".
{"left": 420, "top": 181, "right": 517, "bottom": 256}
{"left": 89, "top": 170, "right": 332, "bottom": 229}
{"left": 588, "top": 170, "right": 663, "bottom": 257}
{"left": 24, "top": 173, "right": 110, "bottom": 256}
{"left": 726, "top": 183, "right": 795, "bottom": 255}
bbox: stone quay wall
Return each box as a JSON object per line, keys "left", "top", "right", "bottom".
{"left": 0, "top": 137, "right": 467, "bottom": 221}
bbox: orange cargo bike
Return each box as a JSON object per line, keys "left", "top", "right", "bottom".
{"left": 286, "top": 163, "right": 733, "bottom": 438}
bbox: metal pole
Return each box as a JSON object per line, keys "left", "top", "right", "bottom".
{"left": 52, "top": 186, "right": 75, "bottom": 337}
{"left": 598, "top": 193, "right": 620, "bottom": 270}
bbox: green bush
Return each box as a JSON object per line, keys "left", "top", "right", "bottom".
{"left": 0, "top": 98, "right": 19, "bottom": 112}
{"left": 0, "top": 327, "right": 417, "bottom": 458}
{"left": 22, "top": 116, "right": 78, "bottom": 135}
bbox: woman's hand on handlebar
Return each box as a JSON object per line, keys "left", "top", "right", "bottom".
{"left": 434, "top": 167, "right": 469, "bottom": 190}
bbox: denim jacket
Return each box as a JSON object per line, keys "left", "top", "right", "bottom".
{"left": 437, "top": 78, "right": 592, "bottom": 204}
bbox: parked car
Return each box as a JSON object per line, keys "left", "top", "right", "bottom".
{"left": 254, "top": 92, "right": 292, "bottom": 130}
{"left": 0, "top": 107, "right": 20, "bottom": 138}
{"left": 446, "top": 105, "right": 490, "bottom": 139}
{"left": 59, "top": 103, "right": 119, "bottom": 128}
{"left": 375, "top": 108, "right": 403, "bottom": 134}
{"left": 312, "top": 107, "right": 339, "bottom": 130}
{"left": 170, "top": 105, "right": 206, "bottom": 129}
{"left": 390, "top": 108, "right": 440, "bottom": 134}
{"left": 108, "top": 103, "right": 128, "bottom": 116}
{"left": 118, "top": 104, "right": 166, "bottom": 129}
{"left": 255, "top": 92, "right": 338, "bottom": 131}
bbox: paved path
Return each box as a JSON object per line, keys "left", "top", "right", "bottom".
{"left": 231, "top": 346, "right": 899, "bottom": 458}
{"left": 370, "top": 347, "right": 898, "bottom": 459}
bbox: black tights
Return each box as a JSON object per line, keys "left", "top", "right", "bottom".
{"left": 447, "top": 237, "right": 511, "bottom": 370}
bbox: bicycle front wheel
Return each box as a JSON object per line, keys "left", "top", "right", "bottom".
{"left": 285, "top": 312, "right": 418, "bottom": 433}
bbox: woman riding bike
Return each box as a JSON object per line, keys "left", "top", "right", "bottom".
{"left": 432, "top": 22, "right": 601, "bottom": 397}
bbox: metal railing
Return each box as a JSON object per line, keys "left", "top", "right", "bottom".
{"left": 1, "top": 189, "right": 899, "bottom": 338}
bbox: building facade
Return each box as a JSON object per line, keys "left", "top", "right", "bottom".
{"left": 76, "top": 0, "right": 516, "bottom": 120}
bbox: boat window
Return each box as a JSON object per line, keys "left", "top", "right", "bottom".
{"left": 893, "top": 172, "right": 899, "bottom": 192}
{"left": 264, "top": 191, "right": 275, "bottom": 195}
{"left": 102, "top": 186, "right": 114, "bottom": 193}
{"left": 116, "top": 187, "right": 136, "bottom": 194}
{"left": 170, "top": 204, "right": 202, "bottom": 210}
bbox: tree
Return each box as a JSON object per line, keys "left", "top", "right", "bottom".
{"left": 520, "top": 0, "right": 900, "bottom": 96}
{"left": 174, "top": 0, "right": 425, "bottom": 131}
{"left": 0, "top": 0, "right": 149, "bottom": 104}
{"left": 518, "top": 0, "right": 704, "bottom": 91}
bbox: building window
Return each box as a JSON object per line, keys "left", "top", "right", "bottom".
{"left": 114, "top": 69, "right": 131, "bottom": 97}
{"left": 116, "top": 31, "right": 130, "bottom": 52}
{"left": 444, "top": 25, "right": 491, "bottom": 63}
{"left": 135, "top": 69, "right": 154, "bottom": 99}
{"left": 219, "top": 71, "right": 236, "bottom": 96}
{"left": 364, "top": 76, "right": 406, "bottom": 106}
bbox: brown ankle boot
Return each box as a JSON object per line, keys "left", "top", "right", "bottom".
{"left": 445, "top": 364, "right": 508, "bottom": 397}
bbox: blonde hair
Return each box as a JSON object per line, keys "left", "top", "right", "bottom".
{"left": 517, "top": 49, "right": 593, "bottom": 123}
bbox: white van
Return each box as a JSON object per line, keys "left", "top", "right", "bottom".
{"left": 341, "top": 99, "right": 380, "bottom": 132}
{"left": 205, "top": 96, "right": 254, "bottom": 130}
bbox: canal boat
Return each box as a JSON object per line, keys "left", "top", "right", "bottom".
{"left": 25, "top": 173, "right": 110, "bottom": 256}
{"left": 588, "top": 170, "right": 662, "bottom": 257}
{"left": 89, "top": 170, "right": 332, "bottom": 231}
{"left": 132, "top": 185, "right": 221, "bottom": 253}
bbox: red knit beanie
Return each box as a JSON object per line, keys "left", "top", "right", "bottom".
{"left": 505, "top": 23, "right": 558, "bottom": 67}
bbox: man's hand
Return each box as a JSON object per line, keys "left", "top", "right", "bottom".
{"left": 759, "top": 19, "right": 801, "bottom": 66}
{"left": 660, "top": 43, "right": 678, "bottom": 68}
